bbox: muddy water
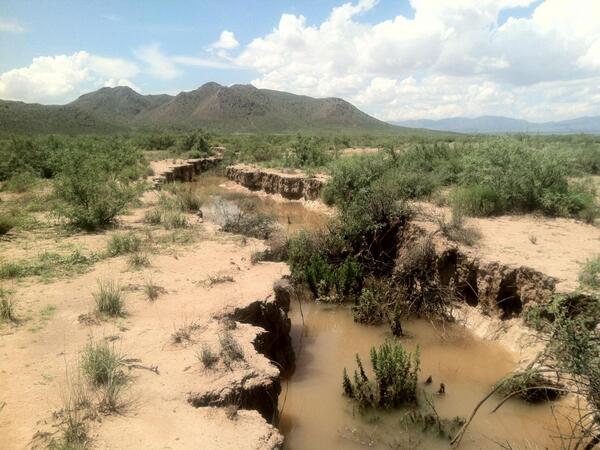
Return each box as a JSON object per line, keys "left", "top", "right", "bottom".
{"left": 280, "top": 302, "right": 565, "bottom": 449}
{"left": 191, "top": 172, "right": 565, "bottom": 449}
{"left": 191, "top": 173, "right": 329, "bottom": 234}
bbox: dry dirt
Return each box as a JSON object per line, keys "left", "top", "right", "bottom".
{"left": 0, "top": 180, "right": 288, "bottom": 449}
{"left": 414, "top": 201, "right": 600, "bottom": 292}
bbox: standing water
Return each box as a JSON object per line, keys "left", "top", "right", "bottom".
{"left": 191, "top": 172, "right": 568, "bottom": 449}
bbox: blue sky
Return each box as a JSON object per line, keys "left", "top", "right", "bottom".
{"left": 1, "top": 0, "right": 598, "bottom": 121}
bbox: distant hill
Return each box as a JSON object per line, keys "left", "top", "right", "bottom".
{"left": 0, "top": 83, "right": 418, "bottom": 135}
{"left": 0, "top": 99, "right": 123, "bottom": 135}
{"left": 394, "top": 115, "right": 600, "bottom": 134}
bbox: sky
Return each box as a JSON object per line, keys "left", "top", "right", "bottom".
{"left": 1, "top": 0, "right": 599, "bottom": 122}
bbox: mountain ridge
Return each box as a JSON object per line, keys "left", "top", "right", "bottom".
{"left": 394, "top": 115, "right": 600, "bottom": 134}
{"left": 0, "top": 83, "right": 418, "bottom": 135}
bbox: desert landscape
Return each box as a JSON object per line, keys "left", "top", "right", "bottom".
{"left": 1, "top": 1, "right": 600, "bottom": 449}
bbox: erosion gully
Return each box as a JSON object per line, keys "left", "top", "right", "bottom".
{"left": 191, "top": 172, "right": 567, "bottom": 450}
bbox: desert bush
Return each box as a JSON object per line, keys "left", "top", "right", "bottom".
{"left": 580, "top": 255, "right": 600, "bottom": 290}
{"left": 106, "top": 232, "right": 142, "bottom": 257}
{"left": 282, "top": 135, "right": 332, "bottom": 168}
{"left": 2, "top": 171, "right": 39, "bottom": 193}
{"left": 0, "top": 250, "right": 96, "bottom": 280}
{"left": 144, "top": 208, "right": 162, "bottom": 225}
{"left": 450, "top": 185, "right": 504, "bottom": 217}
{"left": 177, "top": 131, "right": 211, "bottom": 156}
{"left": 343, "top": 339, "right": 420, "bottom": 410}
{"left": 162, "top": 211, "right": 188, "bottom": 229}
{"left": 198, "top": 343, "right": 219, "bottom": 369}
{"left": 127, "top": 253, "right": 150, "bottom": 270}
{"left": 352, "top": 278, "right": 402, "bottom": 326}
{"left": 80, "top": 340, "right": 125, "bottom": 386}
{"left": 321, "top": 153, "right": 389, "bottom": 208}
{"left": 436, "top": 211, "right": 481, "bottom": 246}
{"left": 495, "top": 369, "right": 563, "bottom": 403}
{"left": 0, "top": 290, "right": 16, "bottom": 323}
{"left": 219, "top": 329, "right": 244, "bottom": 368}
{"left": 143, "top": 279, "right": 164, "bottom": 301}
{"left": 167, "top": 183, "right": 203, "bottom": 212}
{"left": 0, "top": 214, "right": 15, "bottom": 235}
{"left": 93, "top": 279, "right": 125, "bottom": 317}
{"left": 219, "top": 200, "right": 275, "bottom": 239}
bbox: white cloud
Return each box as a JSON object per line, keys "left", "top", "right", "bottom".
{"left": 209, "top": 30, "right": 239, "bottom": 50}
{"left": 0, "top": 18, "right": 26, "bottom": 33}
{"left": 135, "top": 44, "right": 181, "bottom": 80}
{"left": 0, "top": 51, "right": 139, "bottom": 104}
{"left": 235, "top": 0, "right": 600, "bottom": 121}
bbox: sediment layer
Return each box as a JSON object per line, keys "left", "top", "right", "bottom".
{"left": 153, "top": 156, "right": 222, "bottom": 187}
{"left": 226, "top": 164, "right": 327, "bottom": 201}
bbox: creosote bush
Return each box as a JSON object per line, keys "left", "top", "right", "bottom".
{"left": 343, "top": 339, "right": 420, "bottom": 410}
{"left": 93, "top": 279, "right": 125, "bottom": 317}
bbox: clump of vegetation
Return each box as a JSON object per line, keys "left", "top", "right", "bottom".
{"left": 48, "top": 379, "right": 91, "bottom": 450}
{"left": 144, "top": 208, "right": 162, "bottom": 225}
{"left": 127, "top": 253, "right": 150, "bottom": 270}
{"left": 106, "top": 232, "right": 142, "bottom": 257}
{"left": 143, "top": 279, "right": 164, "bottom": 301}
{"left": 93, "top": 279, "right": 125, "bottom": 317}
{"left": 495, "top": 369, "right": 563, "bottom": 403}
{"left": 80, "top": 340, "right": 127, "bottom": 413}
{"left": 0, "top": 290, "right": 17, "bottom": 323}
{"left": 198, "top": 343, "right": 219, "bottom": 369}
{"left": 580, "top": 255, "right": 600, "bottom": 290}
{"left": 343, "top": 339, "right": 420, "bottom": 410}
{"left": 251, "top": 235, "right": 290, "bottom": 264}
{"left": 219, "top": 200, "right": 275, "bottom": 239}
{"left": 162, "top": 211, "right": 188, "bottom": 229}
{"left": 219, "top": 329, "right": 245, "bottom": 369}
{"left": 352, "top": 278, "right": 402, "bottom": 327}
{"left": 165, "top": 182, "right": 203, "bottom": 212}
{"left": 0, "top": 213, "right": 15, "bottom": 235}
{"left": 2, "top": 171, "right": 39, "bottom": 193}
{"left": 436, "top": 210, "right": 481, "bottom": 246}
{"left": 203, "top": 274, "right": 235, "bottom": 287}
{"left": 0, "top": 250, "right": 97, "bottom": 281}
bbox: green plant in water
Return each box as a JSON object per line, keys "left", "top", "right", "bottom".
{"left": 343, "top": 339, "right": 420, "bottom": 410}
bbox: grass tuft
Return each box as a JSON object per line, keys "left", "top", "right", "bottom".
{"left": 219, "top": 329, "right": 245, "bottom": 369}
{"left": 143, "top": 278, "right": 164, "bottom": 301}
{"left": 93, "top": 279, "right": 125, "bottom": 317}
{"left": 579, "top": 255, "right": 600, "bottom": 290}
{"left": 127, "top": 253, "right": 150, "bottom": 270}
{"left": 197, "top": 343, "right": 219, "bottom": 369}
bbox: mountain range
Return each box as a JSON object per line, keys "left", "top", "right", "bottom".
{"left": 394, "top": 115, "right": 600, "bottom": 134}
{"left": 0, "top": 83, "right": 413, "bottom": 135}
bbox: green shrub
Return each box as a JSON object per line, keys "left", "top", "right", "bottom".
{"left": 0, "top": 250, "right": 96, "bottom": 280}
{"left": 166, "top": 183, "right": 202, "bottom": 212}
{"left": 580, "top": 255, "right": 600, "bottom": 290}
{"left": 0, "top": 214, "right": 15, "bottom": 235}
{"left": 144, "top": 208, "right": 162, "bottom": 225}
{"left": 80, "top": 340, "right": 125, "bottom": 386}
{"left": 2, "top": 171, "right": 39, "bottom": 193}
{"left": 162, "top": 211, "right": 188, "bottom": 229}
{"left": 127, "top": 253, "right": 150, "bottom": 270}
{"left": 450, "top": 185, "right": 504, "bottom": 217}
{"left": 93, "top": 279, "right": 125, "bottom": 317}
{"left": 106, "top": 232, "right": 142, "bottom": 257}
{"left": 343, "top": 339, "right": 420, "bottom": 410}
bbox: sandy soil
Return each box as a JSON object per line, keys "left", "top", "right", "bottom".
{"left": 0, "top": 176, "right": 288, "bottom": 449}
{"left": 414, "top": 202, "right": 600, "bottom": 292}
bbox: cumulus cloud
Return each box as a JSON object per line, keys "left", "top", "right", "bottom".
{"left": 0, "top": 51, "right": 139, "bottom": 104}
{"left": 0, "top": 18, "right": 26, "bottom": 33}
{"left": 209, "top": 30, "right": 239, "bottom": 50}
{"left": 236, "top": 0, "right": 600, "bottom": 121}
